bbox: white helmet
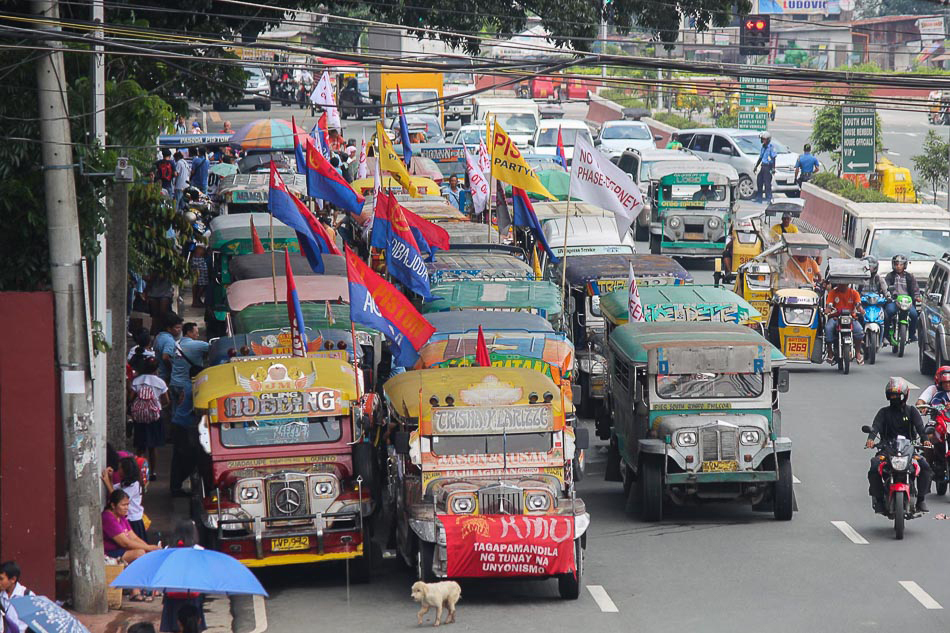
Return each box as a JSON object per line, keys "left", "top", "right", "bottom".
{"left": 759, "top": 131, "right": 772, "bottom": 140}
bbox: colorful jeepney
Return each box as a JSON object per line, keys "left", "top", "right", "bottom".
{"left": 207, "top": 328, "right": 362, "bottom": 366}
{"left": 425, "top": 253, "right": 534, "bottom": 285}
{"left": 648, "top": 162, "right": 739, "bottom": 258}
{"left": 382, "top": 367, "right": 590, "bottom": 599}
{"left": 423, "top": 280, "right": 563, "bottom": 326}
{"left": 191, "top": 357, "right": 376, "bottom": 573}
{"left": 604, "top": 322, "right": 793, "bottom": 522}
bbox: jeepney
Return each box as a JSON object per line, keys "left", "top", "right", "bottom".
{"left": 191, "top": 357, "right": 376, "bottom": 574}
{"left": 382, "top": 367, "right": 590, "bottom": 598}
{"left": 426, "top": 252, "right": 533, "bottom": 285}
{"left": 425, "top": 310, "right": 554, "bottom": 336}
{"left": 423, "top": 280, "right": 563, "bottom": 326}
{"left": 604, "top": 322, "right": 793, "bottom": 522}
{"left": 215, "top": 172, "right": 308, "bottom": 215}
{"left": 555, "top": 253, "right": 693, "bottom": 416}
{"left": 648, "top": 162, "right": 739, "bottom": 258}
{"left": 540, "top": 216, "right": 637, "bottom": 270}
{"left": 226, "top": 276, "right": 349, "bottom": 316}
{"left": 208, "top": 328, "right": 363, "bottom": 366}
{"left": 228, "top": 253, "right": 346, "bottom": 283}
{"left": 206, "top": 214, "right": 301, "bottom": 337}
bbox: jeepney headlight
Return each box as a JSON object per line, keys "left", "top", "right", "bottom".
{"left": 578, "top": 354, "right": 607, "bottom": 373}
{"left": 450, "top": 494, "right": 476, "bottom": 514}
{"left": 311, "top": 476, "right": 336, "bottom": 498}
{"left": 668, "top": 216, "right": 682, "bottom": 229}
{"left": 783, "top": 306, "right": 814, "bottom": 325}
{"left": 238, "top": 485, "right": 261, "bottom": 502}
{"left": 707, "top": 216, "right": 721, "bottom": 230}
{"left": 676, "top": 431, "right": 698, "bottom": 447}
{"left": 740, "top": 430, "right": 761, "bottom": 445}
{"left": 525, "top": 493, "right": 551, "bottom": 511}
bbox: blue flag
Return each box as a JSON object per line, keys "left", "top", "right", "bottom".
{"left": 396, "top": 86, "right": 413, "bottom": 167}
{"left": 512, "top": 187, "right": 559, "bottom": 263}
{"left": 370, "top": 191, "right": 434, "bottom": 299}
{"left": 268, "top": 162, "right": 330, "bottom": 273}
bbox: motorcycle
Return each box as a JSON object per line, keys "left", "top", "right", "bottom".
{"left": 277, "top": 78, "right": 295, "bottom": 106}
{"left": 829, "top": 309, "right": 856, "bottom": 374}
{"left": 886, "top": 293, "right": 914, "bottom": 357}
{"left": 862, "top": 426, "right": 922, "bottom": 540}
{"left": 861, "top": 292, "right": 887, "bottom": 365}
{"left": 921, "top": 403, "right": 950, "bottom": 496}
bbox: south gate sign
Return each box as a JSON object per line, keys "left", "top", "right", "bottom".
{"left": 841, "top": 104, "right": 875, "bottom": 175}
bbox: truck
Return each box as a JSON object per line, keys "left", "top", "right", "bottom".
{"left": 377, "top": 72, "right": 444, "bottom": 129}
{"left": 366, "top": 27, "right": 448, "bottom": 127}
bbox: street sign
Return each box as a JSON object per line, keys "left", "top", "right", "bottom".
{"left": 740, "top": 77, "right": 768, "bottom": 108}
{"left": 738, "top": 111, "right": 769, "bottom": 131}
{"left": 841, "top": 103, "right": 876, "bottom": 175}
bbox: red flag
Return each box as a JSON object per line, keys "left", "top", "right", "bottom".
{"left": 376, "top": 191, "right": 421, "bottom": 251}
{"left": 249, "top": 216, "right": 265, "bottom": 254}
{"left": 401, "top": 205, "right": 450, "bottom": 252}
{"left": 475, "top": 325, "right": 491, "bottom": 367}
{"left": 285, "top": 249, "right": 307, "bottom": 357}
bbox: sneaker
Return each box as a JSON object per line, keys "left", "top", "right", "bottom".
{"left": 872, "top": 497, "right": 885, "bottom": 514}
{"left": 918, "top": 499, "right": 930, "bottom": 513}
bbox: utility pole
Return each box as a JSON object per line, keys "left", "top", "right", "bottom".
{"left": 32, "top": 0, "right": 107, "bottom": 613}
{"left": 91, "top": 0, "right": 108, "bottom": 461}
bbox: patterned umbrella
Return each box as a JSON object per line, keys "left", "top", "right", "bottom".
{"left": 11, "top": 595, "right": 91, "bottom": 633}
{"left": 231, "top": 118, "right": 305, "bottom": 151}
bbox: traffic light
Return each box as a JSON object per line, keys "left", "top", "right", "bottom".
{"left": 740, "top": 15, "right": 770, "bottom": 57}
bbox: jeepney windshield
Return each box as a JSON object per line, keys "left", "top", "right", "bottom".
{"left": 220, "top": 416, "right": 343, "bottom": 447}
{"left": 430, "top": 433, "right": 552, "bottom": 456}
{"left": 655, "top": 372, "right": 763, "bottom": 399}
{"left": 659, "top": 184, "right": 727, "bottom": 203}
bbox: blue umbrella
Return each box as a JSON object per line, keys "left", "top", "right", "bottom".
{"left": 110, "top": 548, "right": 268, "bottom": 596}
{"left": 10, "top": 595, "right": 90, "bottom": 633}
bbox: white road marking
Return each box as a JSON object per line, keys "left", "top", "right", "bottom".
{"left": 793, "top": 476, "right": 801, "bottom": 484}
{"left": 587, "top": 585, "right": 619, "bottom": 613}
{"left": 831, "top": 520, "right": 869, "bottom": 544}
{"left": 887, "top": 151, "right": 901, "bottom": 156}
{"left": 250, "top": 594, "right": 269, "bottom": 633}
{"left": 900, "top": 581, "right": 943, "bottom": 610}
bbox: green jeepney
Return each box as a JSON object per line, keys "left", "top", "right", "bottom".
{"left": 215, "top": 172, "right": 307, "bottom": 215}
{"left": 604, "top": 322, "right": 793, "bottom": 522}
{"left": 648, "top": 162, "right": 739, "bottom": 258}
{"left": 422, "top": 280, "right": 563, "bottom": 325}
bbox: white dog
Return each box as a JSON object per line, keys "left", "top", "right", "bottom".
{"left": 411, "top": 580, "right": 461, "bottom": 626}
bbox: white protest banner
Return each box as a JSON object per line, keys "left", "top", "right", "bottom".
{"left": 569, "top": 135, "right": 643, "bottom": 240}
{"left": 465, "top": 146, "right": 489, "bottom": 215}
{"left": 357, "top": 140, "right": 368, "bottom": 180}
{"left": 627, "top": 262, "right": 645, "bottom": 323}
{"left": 310, "top": 71, "right": 341, "bottom": 130}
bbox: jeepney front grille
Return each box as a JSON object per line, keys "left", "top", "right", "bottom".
{"left": 701, "top": 428, "right": 738, "bottom": 462}
{"left": 267, "top": 479, "right": 309, "bottom": 519}
{"left": 478, "top": 484, "right": 523, "bottom": 515}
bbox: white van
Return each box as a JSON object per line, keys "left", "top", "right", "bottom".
{"left": 529, "top": 119, "right": 594, "bottom": 165}
{"left": 541, "top": 216, "right": 637, "bottom": 268}
{"left": 474, "top": 98, "right": 541, "bottom": 147}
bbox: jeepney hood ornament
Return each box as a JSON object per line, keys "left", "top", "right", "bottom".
{"left": 236, "top": 362, "right": 316, "bottom": 391}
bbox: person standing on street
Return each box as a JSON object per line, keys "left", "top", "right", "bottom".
{"left": 443, "top": 175, "right": 462, "bottom": 210}
{"left": 794, "top": 143, "right": 820, "bottom": 186}
{"left": 154, "top": 149, "right": 175, "bottom": 196}
{"left": 169, "top": 323, "right": 208, "bottom": 497}
{"left": 174, "top": 115, "right": 187, "bottom": 135}
{"left": 753, "top": 131, "right": 777, "bottom": 204}
{"left": 190, "top": 147, "right": 209, "bottom": 194}
{"left": 173, "top": 151, "right": 191, "bottom": 209}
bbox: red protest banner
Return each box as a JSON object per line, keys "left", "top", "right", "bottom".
{"left": 439, "top": 515, "right": 575, "bottom": 578}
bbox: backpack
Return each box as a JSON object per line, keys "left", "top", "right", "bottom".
{"left": 131, "top": 383, "right": 162, "bottom": 424}
{"left": 157, "top": 160, "right": 174, "bottom": 183}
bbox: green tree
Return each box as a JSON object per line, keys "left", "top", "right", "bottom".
{"left": 809, "top": 88, "right": 883, "bottom": 176}
{"left": 912, "top": 130, "right": 949, "bottom": 203}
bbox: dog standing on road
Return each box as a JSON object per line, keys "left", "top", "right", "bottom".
{"left": 411, "top": 580, "right": 461, "bottom": 626}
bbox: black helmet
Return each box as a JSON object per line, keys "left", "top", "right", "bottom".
{"left": 892, "top": 254, "right": 908, "bottom": 268}
{"left": 885, "top": 377, "right": 909, "bottom": 404}
{"left": 865, "top": 255, "right": 879, "bottom": 275}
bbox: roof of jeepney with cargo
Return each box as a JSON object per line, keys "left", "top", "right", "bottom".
{"left": 209, "top": 213, "right": 298, "bottom": 251}
{"left": 231, "top": 302, "right": 377, "bottom": 335}
{"left": 649, "top": 161, "right": 739, "bottom": 183}
{"left": 227, "top": 276, "right": 349, "bottom": 312}
{"left": 193, "top": 356, "right": 359, "bottom": 411}
{"left": 228, "top": 253, "right": 346, "bottom": 282}
{"left": 424, "top": 310, "right": 554, "bottom": 335}
{"left": 599, "top": 284, "right": 763, "bottom": 324}
{"left": 609, "top": 322, "right": 785, "bottom": 365}
{"left": 558, "top": 253, "right": 692, "bottom": 287}
{"left": 425, "top": 252, "right": 533, "bottom": 281}
{"left": 217, "top": 172, "right": 307, "bottom": 198}
{"left": 423, "top": 280, "right": 562, "bottom": 316}
{"left": 382, "top": 366, "right": 568, "bottom": 420}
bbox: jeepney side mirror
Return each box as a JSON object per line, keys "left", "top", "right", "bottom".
{"left": 854, "top": 248, "right": 865, "bottom": 258}
{"left": 574, "top": 428, "right": 590, "bottom": 451}
{"left": 566, "top": 295, "right": 576, "bottom": 315}
{"left": 776, "top": 368, "right": 790, "bottom": 393}
{"left": 394, "top": 431, "right": 411, "bottom": 455}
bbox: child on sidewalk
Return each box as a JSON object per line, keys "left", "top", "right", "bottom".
{"left": 130, "top": 358, "right": 169, "bottom": 483}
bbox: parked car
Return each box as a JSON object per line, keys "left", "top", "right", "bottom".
{"left": 676, "top": 128, "right": 799, "bottom": 200}
{"left": 595, "top": 120, "right": 660, "bottom": 158}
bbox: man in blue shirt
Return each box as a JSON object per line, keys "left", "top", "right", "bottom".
{"left": 794, "top": 143, "right": 820, "bottom": 185}
{"left": 753, "top": 131, "right": 777, "bottom": 204}
{"left": 153, "top": 312, "right": 183, "bottom": 386}
{"left": 169, "top": 322, "right": 209, "bottom": 497}
{"left": 190, "top": 147, "right": 210, "bottom": 193}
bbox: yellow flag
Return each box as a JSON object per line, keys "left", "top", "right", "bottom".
{"left": 375, "top": 121, "right": 418, "bottom": 197}
{"left": 490, "top": 121, "right": 555, "bottom": 200}
{"left": 532, "top": 248, "right": 542, "bottom": 280}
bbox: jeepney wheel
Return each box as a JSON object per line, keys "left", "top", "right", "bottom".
{"left": 623, "top": 465, "right": 639, "bottom": 516}
{"left": 557, "top": 538, "right": 584, "bottom": 600}
{"left": 604, "top": 437, "right": 622, "bottom": 482}
{"left": 738, "top": 176, "right": 756, "bottom": 200}
{"left": 649, "top": 232, "right": 661, "bottom": 255}
{"left": 640, "top": 457, "right": 664, "bottom": 522}
{"left": 416, "top": 539, "right": 437, "bottom": 583}
{"left": 773, "top": 455, "right": 793, "bottom": 521}
{"left": 352, "top": 442, "right": 378, "bottom": 497}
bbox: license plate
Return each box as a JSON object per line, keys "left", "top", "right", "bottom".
{"left": 703, "top": 460, "right": 739, "bottom": 472}
{"left": 271, "top": 536, "right": 309, "bottom": 552}
{"left": 785, "top": 336, "right": 810, "bottom": 357}
{"left": 684, "top": 232, "right": 704, "bottom": 240}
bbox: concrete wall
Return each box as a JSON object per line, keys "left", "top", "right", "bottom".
{"left": 0, "top": 292, "right": 59, "bottom": 597}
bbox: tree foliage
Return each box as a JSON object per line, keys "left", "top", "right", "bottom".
{"left": 912, "top": 130, "right": 949, "bottom": 203}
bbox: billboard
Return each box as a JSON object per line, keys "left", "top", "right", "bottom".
{"left": 757, "top": 0, "right": 828, "bottom": 14}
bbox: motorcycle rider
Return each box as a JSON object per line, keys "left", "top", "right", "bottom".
{"left": 866, "top": 377, "right": 933, "bottom": 513}
{"left": 824, "top": 282, "right": 865, "bottom": 364}
{"left": 916, "top": 366, "right": 950, "bottom": 409}
{"left": 858, "top": 256, "right": 888, "bottom": 297}
{"left": 884, "top": 254, "right": 920, "bottom": 343}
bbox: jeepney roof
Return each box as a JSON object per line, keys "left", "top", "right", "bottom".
{"left": 423, "top": 280, "right": 563, "bottom": 317}
{"left": 382, "top": 366, "right": 567, "bottom": 420}
{"left": 417, "top": 331, "right": 574, "bottom": 372}
{"left": 650, "top": 161, "right": 739, "bottom": 183}
{"left": 210, "top": 213, "right": 288, "bottom": 233}
{"left": 358, "top": 196, "right": 468, "bottom": 226}
{"left": 542, "top": 217, "right": 637, "bottom": 249}
{"left": 209, "top": 226, "right": 299, "bottom": 251}
{"left": 217, "top": 172, "right": 307, "bottom": 197}
{"left": 426, "top": 253, "right": 533, "bottom": 281}
{"left": 227, "top": 276, "right": 349, "bottom": 312}
{"left": 599, "top": 284, "right": 762, "bottom": 325}
{"left": 531, "top": 201, "right": 612, "bottom": 222}
{"left": 231, "top": 302, "right": 377, "bottom": 335}
{"left": 229, "top": 253, "right": 346, "bottom": 282}
{"left": 193, "top": 356, "right": 359, "bottom": 411}
{"left": 440, "top": 221, "right": 501, "bottom": 245}
{"left": 609, "top": 322, "right": 785, "bottom": 365}
{"left": 424, "top": 310, "right": 554, "bottom": 335}
{"left": 207, "top": 328, "right": 363, "bottom": 366}
{"left": 558, "top": 254, "right": 692, "bottom": 287}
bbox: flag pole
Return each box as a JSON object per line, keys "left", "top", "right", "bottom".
{"left": 559, "top": 169, "right": 575, "bottom": 308}
{"left": 486, "top": 112, "right": 493, "bottom": 242}
{"left": 270, "top": 214, "right": 278, "bottom": 306}
{"left": 343, "top": 249, "right": 363, "bottom": 403}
